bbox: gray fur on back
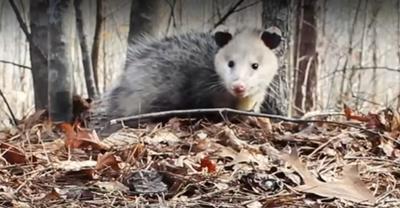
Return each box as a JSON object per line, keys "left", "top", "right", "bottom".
{"left": 99, "top": 32, "right": 233, "bottom": 120}
{"left": 91, "top": 29, "right": 286, "bottom": 132}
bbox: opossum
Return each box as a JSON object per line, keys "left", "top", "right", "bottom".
{"left": 92, "top": 28, "right": 282, "bottom": 129}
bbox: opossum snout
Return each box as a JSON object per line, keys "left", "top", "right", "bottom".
{"left": 232, "top": 82, "right": 246, "bottom": 97}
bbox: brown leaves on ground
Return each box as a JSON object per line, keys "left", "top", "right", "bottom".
{"left": 1, "top": 108, "right": 400, "bottom": 207}
{"left": 95, "top": 152, "right": 121, "bottom": 172}
{"left": 200, "top": 156, "right": 217, "bottom": 173}
{"left": 0, "top": 142, "right": 36, "bottom": 164}
{"left": 59, "top": 123, "right": 109, "bottom": 150}
{"left": 281, "top": 148, "right": 376, "bottom": 204}
{"left": 344, "top": 104, "right": 399, "bottom": 131}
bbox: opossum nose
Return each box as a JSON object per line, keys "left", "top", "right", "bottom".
{"left": 232, "top": 83, "right": 246, "bottom": 95}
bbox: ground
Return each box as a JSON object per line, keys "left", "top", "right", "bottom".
{"left": 0, "top": 107, "right": 399, "bottom": 207}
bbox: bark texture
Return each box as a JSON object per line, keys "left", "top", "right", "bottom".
{"left": 74, "top": 0, "right": 98, "bottom": 99}
{"left": 48, "top": 0, "right": 74, "bottom": 122}
{"left": 262, "top": 0, "right": 292, "bottom": 116}
{"left": 29, "top": 0, "right": 49, "bottom": 109}
{"left": 293, "top": 0, "right": 318, "bottom": 115}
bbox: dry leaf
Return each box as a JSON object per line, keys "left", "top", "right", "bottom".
{"left": 0, "top": 143, "right": 35, "bottom": 164}
{"left": 247, "top": 117, "right": 273, "bottom": 132}
{"left": 379, "top": 140, "right": 394, "bottom": 157}
{"left": 23, "top": 109, "right": 48, "bottom": 129}
{"left": 54, "top": 160, "right": 97, "bottom": 171}
{"left": 281, "top": 148, "right": 376, "bottom": 204}
{"left": 246, "top": 201, "right": 262, "bottom": 208}
{"left": 390, "top": 110, "right": 400, "bottom": 131}
{"left": 60, "top": 123, "right": 109, "bottom": 150}
{"left": 343, "top": 105, "right": 383, "bottom": 130}
{"left": 96, "top": 152, "right": 121, "bottom": 171}
{"left": 192, "top": 139, "right": 210, "bottom": 152}
{"left": 217, "top": 146, "right": 271, "bottom": 171}
{"left": 44, "top": 188, "right": 61, "bottom": 201}
{"left": 146, "top": 130, "right": 181, "bottom": 145}
{"left": 119, "top": 143, "right": 146, "bottom": 163}
{"left": 219, "top": 127, "right": 249, "bottom": 151}
{"left": 200, "top": 156, "right": 217, "bottom": 173}
{"left": 94, "top": 181, "right": 129, "bottom": 193}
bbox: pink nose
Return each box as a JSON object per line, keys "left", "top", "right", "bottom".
{"left": 232, "top": 83, "right": 246, "bottom": 95}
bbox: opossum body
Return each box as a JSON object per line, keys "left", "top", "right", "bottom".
{"left": 95, "top": 28, "right": 281, "bottom": 123}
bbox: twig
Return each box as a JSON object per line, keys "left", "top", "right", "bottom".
{"left": 235, "top": 0, "right": 261, "bottom": 13}
{"left": 110, "top": 108, "right": 400, "bottom": 146}
{"left": 8, "top": 0, "right": 47, "bottom": 62}
{"left": 300, "top": 111, "right": 344, "bottom": 119}
{"left": 110, "top": 108, "right": 361, "bottom": 129}
{"left": 213, "top": 0, "right": 245, "bottom": 28}
{"left": 0, "top": 89, "right": 18, "bottom": 126}
{"left": 0, "top": 60, "right": 31, "bottom": 69}
{"left": 321, "top": 66, "right": 400, "bottom": 80}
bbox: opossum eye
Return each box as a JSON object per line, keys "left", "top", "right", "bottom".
{"left": 251, "top": 63, "right": 259, "bottom": 70}
{"left": 228, "top": 60, "right": 235, "bottom": 68}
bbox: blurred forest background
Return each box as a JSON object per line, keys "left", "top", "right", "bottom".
{"left": 1, "top": 0, "right": 400, "bottom": 127}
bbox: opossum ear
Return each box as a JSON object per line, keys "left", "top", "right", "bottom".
{"left": 214, "top": 31, "right": 232, "bottom": 47}
{"left": 261, "top": 31, "right": 281, "bottom": 49}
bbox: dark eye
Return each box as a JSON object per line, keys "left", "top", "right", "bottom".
{"left": 251, "top": 63, "right": 259, "bottom": 70}
{"left": 228, "top": 60, "right": 235, "bottom": 68}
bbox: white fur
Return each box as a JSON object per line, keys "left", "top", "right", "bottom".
{"left": 214, "top": 30, "right": 279, "bottom": 110}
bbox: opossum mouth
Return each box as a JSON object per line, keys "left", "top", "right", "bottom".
{"left": 233, "top": 91, "right": 247, "bottom": 98}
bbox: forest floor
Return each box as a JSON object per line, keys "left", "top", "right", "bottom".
{"left": 0, "top": 105, "right": 400, "bottom": 208}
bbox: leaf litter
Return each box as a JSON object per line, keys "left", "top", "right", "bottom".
{"left": 0, "top": 106, "right": 400, "bottom": 207}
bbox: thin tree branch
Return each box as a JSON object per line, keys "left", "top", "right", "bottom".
{"left": 0, "top": 89, "right": 18, "bottom": 126}
{"left": 235, "top": 0, "right": 261, "bottom": 13}
{"left": 0, "top": 60, "right": 31, "bottom": 69}
{"left": 213, "top": 0, "right": 245, "bottom": 28}
{"left": 111, "top": 108, "right": 357, "bottom": 130}
{"left": 321, "top": 66, "right": 400, "bottom": 80}
{"left": 91, "top": 0, "right": 103, "bottom": 92}
{"left": 8, "top": 0, "right": 47, "bottom": 62}
{"left": 109, "top": 108, "right": 400, "bottom": 145}
{"left": 74, "top": 0, "right": 98, "bottom": 98}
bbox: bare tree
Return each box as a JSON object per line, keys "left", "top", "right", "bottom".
{"left": 262, "top": 0, "right": 292, "bottom": 115}
{"left": 397, "top": 0, "right": 400, "bottom": 109}
{"left": 127, "top": 0, "right": 167, "bottom": 42}
{"left": 370, "top": 1, "right": 380, "bottom": 104}
{"left": 293, "top": 0, "right": 318, "bottom": 115}
{"left": 9, "top": 0, "right": 49, "bottom": 109}
{"left": 352, "top": 0, "right": 369, "bottom": 108}
{"left": 48, "top": 0, "right": 74, "bottom": 122}
{"left": 91, "top": 0, "right": 103, "bottom": 91}
{"left": 74, "top": 0, "right": 98, "bottom": 99}
{"left": 339, "top": 0, "right": 361, "bottom": 106}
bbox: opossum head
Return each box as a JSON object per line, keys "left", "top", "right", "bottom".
{"left": 214, "top": 29, "right": 281, "bottom": 98}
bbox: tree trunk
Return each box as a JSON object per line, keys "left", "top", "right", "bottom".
{"left": 127, "top": 0, "right": 168, "bottom": 42}
{"left": 261, "top": 0, "right": 292, "bottom": 116}
{"left": 91, "top": 0, "right": 102, "bottom": 92}
{"left": 370, "top": 1, "right": 380, "bottom": 104}
{"left": 397, "top": 0, "right": 400, "bottom": 109}
{"left": 293, "top": 0, "right": 318, "bottom": 115}
{"left": 48, "top": 0, "right": 74, "bottom": 122}
{"left": 29, "top": 0, "right": 49, "bottom": 110}
{"left": 74, "top": 0, "right": 98, "bottom": 99}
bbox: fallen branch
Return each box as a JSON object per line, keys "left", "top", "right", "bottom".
{"left": 0, "top": 89, "right": 18, "bottom": 126}
{"left": 110, "top": 108, "right": 357, "bottom": 128}
{"left": 0, "top": 60, "right": 31, "bottom": 69}
{"left": 109, "top": 108, "right": 400, "bottom": 145}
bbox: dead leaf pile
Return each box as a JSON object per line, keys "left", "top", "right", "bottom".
{"left": 0, "top": 106, "right": 399, "bottom": 207}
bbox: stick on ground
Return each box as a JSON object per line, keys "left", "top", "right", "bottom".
{"left": 0, "top": 89, "right": 18, "bottom": 126}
